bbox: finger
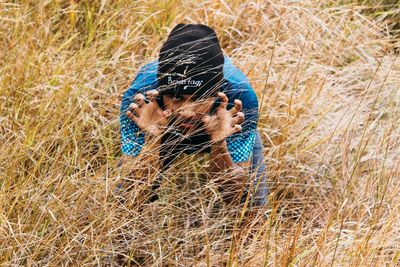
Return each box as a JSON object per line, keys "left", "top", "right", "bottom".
{"left": 126, "top": 110, "right": 139, "bottom": 124}
{"left": 201, "top": 114, "right": 211, "bottom": 125}
{"left": 230, "top": 99, "right": 242, "bottom": 115}
{"left": 234, "top": 112, "right": 245, "bottom": 125}
{"left": 129, "top": 102, "right": 139, "bottom": 112}
{"left": 146, "top": 90, "right": 159, "bottom": 102}
{"left": 162, "top": 109, "right": 172, "bottom": 118}
{"left": 217, "top": 92, "right": 228, "bottom": 110}
{"left": 133, "top": 94, "right": 146, "bottom": 107}
{"left": 129, "top": 103, "right": 141, "bottom": 117}
{"left": 233, "top": 124, "right": 242, "bottom": 133}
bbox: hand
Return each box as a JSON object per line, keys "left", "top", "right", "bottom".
{"left": 126, "top": 90, "right": 171, "bottom": 136}
{"left": 202, "top": 92, "right": 245, "bottom": 142}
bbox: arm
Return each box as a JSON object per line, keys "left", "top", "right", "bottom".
{"left": 120, "top": 62, "right": 158, "bottom": 157}
{"left": 125, "top": 90, "right": 171, "bottom": 168}
{"left": 208, "top": 139, "right": 249, "bottom": 203}
{"left": 119, "top": 63, "right": 171, "bottom": 188}
{"left": 120, "top": 62, "right": 171, "bottom": 159}
{"left": 120, "top": 90, "right": 171, "bottom": 199}
{"left": 203, "top": 92, "right": 249, "bottom": 204}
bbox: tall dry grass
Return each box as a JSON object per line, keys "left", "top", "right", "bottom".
{"left": 1, "top": 0, "right": 399, "bottom": 265}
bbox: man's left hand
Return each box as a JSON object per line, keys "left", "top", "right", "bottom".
{"left": 202, "top": 92, "right": 245, "bottom": 142}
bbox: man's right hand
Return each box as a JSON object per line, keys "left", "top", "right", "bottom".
{"left": 126, "top": 90, "right": 171, "bottom": 136}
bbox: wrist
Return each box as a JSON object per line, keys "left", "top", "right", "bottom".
{"left": 141, "top": 125, "right": 163, "bottom": 139}
{"left": 211, "top": 138, "right": 226, "bottom": 147}
{"left": 210, "top": 138, "right": 229, "bottom": 157}
{"left": 136, "top": 134, "right": 162, "bottom": 169}
{"left": 145, "top": 132, "right": 161, "bottom": 145}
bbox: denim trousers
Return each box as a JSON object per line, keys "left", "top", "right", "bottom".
{"left": 248, "top": 131, "right": 268, "bottom": 206}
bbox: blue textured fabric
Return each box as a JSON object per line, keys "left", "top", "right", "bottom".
{"left": 120, "top": 56, "right": 259, "bottom": 163}
{"left": 250, "top": 131, "right": 268, "bottom": 206}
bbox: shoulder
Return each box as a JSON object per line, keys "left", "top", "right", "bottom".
{"left": 128, "top": 60, "right": 159, "bottom": 92}
{"left": 223, "top": 56, "right": 251, "bottom": 86}
{"left": 138, "top": 60, "right": 159, "bottom": 76}
{"left": 121, "top": 60, "right": 159, "bottom": 109}
{"left": 222, "top": 56, "right": 258, "bottom": 110}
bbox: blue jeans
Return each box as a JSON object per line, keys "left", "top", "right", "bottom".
{"left": 248, "top": 131, "right": 268, "bottom": 206}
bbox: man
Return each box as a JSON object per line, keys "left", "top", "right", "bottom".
{"left": 120, "top": 23, "right": 267, "bottom": 206}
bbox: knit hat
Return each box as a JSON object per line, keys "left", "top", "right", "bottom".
{"left": 157, "top": 23, "right": 225, "bottom": 98}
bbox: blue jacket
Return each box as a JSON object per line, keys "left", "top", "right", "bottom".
{"left": 120, "top": 55, "right": 259, "bottom": 164}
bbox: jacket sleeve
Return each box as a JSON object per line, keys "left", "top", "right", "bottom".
{"left": 119, "top": 61, "right": 158, "bottom": 156}
{"left": 223, "top": 56, "right": 259, "bottom": 163}
{"left": 226, "top": 88, "right": 258, "bottom": 163}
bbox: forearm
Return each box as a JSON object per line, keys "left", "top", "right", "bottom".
{"left": 124, "top": 134, "right": 162, "bottom": 184}
{"left": 208, "top": 140, "right": 234, "bottom": 172}
{"left": 208, "top": 140, "right": 247, "bottom": 203}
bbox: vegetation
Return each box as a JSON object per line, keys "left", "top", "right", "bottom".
{"left": 1, "top": 0, "right": 399, "bottom": 265}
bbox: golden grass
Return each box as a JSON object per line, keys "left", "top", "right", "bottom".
{"left": 1, "top": 0, "right": 399, "bottom": 265}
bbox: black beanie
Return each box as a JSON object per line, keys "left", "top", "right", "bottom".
{"left": 157, "top": 24, "right": 225, "bottom": 98}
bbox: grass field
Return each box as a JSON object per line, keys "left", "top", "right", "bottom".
{"left": 1, "top": 0, "right": 400, "bottom": 265}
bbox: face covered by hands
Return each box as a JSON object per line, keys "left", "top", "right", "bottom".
{"left": 126, "top": 90, "right": 245, "bottom": 142}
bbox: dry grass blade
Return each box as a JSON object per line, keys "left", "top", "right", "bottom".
{"left": 1, "top": 0, "right": 399, "bottom": 265}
